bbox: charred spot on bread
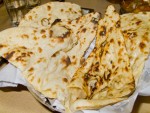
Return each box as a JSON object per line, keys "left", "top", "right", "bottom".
{"left": 47, "top": 5, "right": 51, "bottom": 11}
{"left": 51, "top": 19, "right": 61, "bottom": 26}
{"left": 99, "top": 26, "right": 106, "bottom": 36}
{"left": 4, "top": 51, "right": 15, "bottom": 60}
{"left": 91, "top": 17, "right": 99, "bottom": 24}
{"left": 0, "top": 44, "right": 7, "bottom": 49}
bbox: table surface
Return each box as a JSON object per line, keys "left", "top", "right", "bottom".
{"left": 0, "top": 0, "right": 150, "bottom": 113}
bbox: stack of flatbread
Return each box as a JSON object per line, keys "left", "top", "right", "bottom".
{"left": 0, "top": 2, "right": 149, "bottom": 113}
{"left": 0, "top": 1, "right": 100, "bottom": 103}
{"left": 66, "top": 5, "right": 133, "bottom": 112}
{"left": 65, "top": 6, "right": 150, "bottom": 112}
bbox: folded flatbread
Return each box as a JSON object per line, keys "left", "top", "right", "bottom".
{"left": 67, "top": 5, "right": 135, "bottom": 112}
{"left": 121, "top": 12, "right": 150, "bottom": 85}
{"left": 0, "top": 12, "right": 100, "bottom": 102}
{"left": 19, "top": 2, "right": 82, "bottom": 27}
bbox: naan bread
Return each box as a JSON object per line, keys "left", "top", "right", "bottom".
{"left": 19, "top": 2, "right": 82, "bottom": 27}
{"left": 40, "top": 12, "right": 100, "bottom": 100}
{"left": 0, "top": 25, "right": 75, "bottom": 71}
{"left": 70, "top": 98, "right": 125, "bottom": 111}
{"left": 60, "top": 12, "right": 100, "bottom": 78}
{"left": 121, "top": 12, "right": 150, "bottom": 85}
{"left": 0, "top": 12, "right": 100, "bottom": 101}
{"left": 67, "top": 5, "right": 135, "bottom": 112}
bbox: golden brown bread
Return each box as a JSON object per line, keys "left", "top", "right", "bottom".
{"left": 67, "top": 5, "right": 135, "bottom": 112}
{"left": 121, "top": 12, "right": 150, "bottom": 85}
